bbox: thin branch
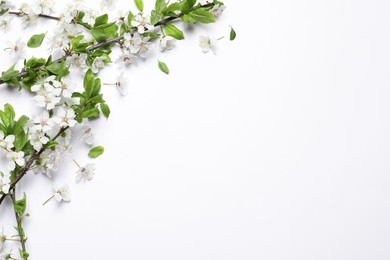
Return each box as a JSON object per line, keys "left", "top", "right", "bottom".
{"left": 10, "top": 189, "right": 27, "bottom": 253}
{"left": 0, "top": 126, "right": 69, "bottom": 206}
{"left": 0, "top": 3, "right": 215, "bottom": 85}
{"left": 9, "top": 11, "right": 60, "bottom": 21}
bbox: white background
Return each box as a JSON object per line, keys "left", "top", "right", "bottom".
{"left": 1, "top": 0, "right": 390, "bottom": 259}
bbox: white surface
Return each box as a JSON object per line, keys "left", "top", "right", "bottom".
{"left": 1, "top": 0, "right": 390, "bottom": 259}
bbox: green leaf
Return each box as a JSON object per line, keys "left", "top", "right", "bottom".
{"left": 100, "top": 103, "right": 110, "bottom": 118}
{"left": 127, "top": 11, "right": 135, "bottom": 26}
{"left": 14, "top": 193, "right": 27, "bottom": 215}
{"left": 1, "top": 65, "right": 19, "bottom": 82}
{"left": 46, "top": 60, "right": 69, "bottom": 78}
{"left": 134, "top": 0, "right": 144, "bottom": 12}
{"left": 91, "top": 22, "right": 118, "bottom": 42}
{"left": 230, "top": 25, "right": 236, "bottom": 41}
{"left": 19, "top": 248, "right": 29, "bottom": 260}
{"left": 14, "top": 130, "right": 29, "bottom": 152}
{"left": 25, "top": 57, "right": 46, "bottom": 68}
{"left": 163, "top": 24, "right": 184, "bottom": 40}
{"left": 182, "top": 8, "right": 215, "bottom": 23}
{"left": 150, "top": 10, "right": 163, "bottom": 25}
{"left": 88, "top": 146, "right": 105, "bottom": 158}
{"left": 163, "top": 2, "right": 180, "bottom": 16}
{"left": 27, "top": 33, "right": 45, "bottom": 48}
{"left": 180, "top": 0, "right": 196, "bottom": 13}
{"left": 80, "top": 107, "right": 100, "bottom": 119}
{"left": 4, "top": 104, "right": 15, "bottom": 123}
{"left": 158, "top": 60, "right": 169, "bottom": 74}
{"left": 94, "top": 14, "right": 109, "bottom": 27}
{"left": 155, "top": 0, "right": 167, "bottom": 12}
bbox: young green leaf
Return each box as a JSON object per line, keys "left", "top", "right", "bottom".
{"left": 182, "top": 9, "right": 215, "bottom": 24}
{"left": 163, "top": 24, "right": 184, "bottom": 40}
{"left": 14, "top": 193, "right": 27, "bottom": 216}
{"left": 158, "top": 60, "right": 169, "bottom": 74}
{"left": 94, "top": 14, "right": 109, "bottom": 27}
{"left": 134, "top": 0, "right": 144, "bottom": 12}
{"left": 27, "top": 33, "right": 46, "bottom": 48}
{"left": 100, "top": 103, "right": 110, "bottom": 118}
{"left": 91, "top": 22, "right": 118, "bottom": 42}
{"left": 230, "top": 25, "right": 236, "bottom": 41}
{"left": 88, "top": 146, "right": 105, "bottom": 158}
{"left": 155, "top": 0, "right": 167, "bottom": 12}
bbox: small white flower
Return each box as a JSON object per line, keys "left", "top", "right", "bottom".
{"left": 0, "top": 13, "right": 13, "bottom": 33}
{"left": 66, "top": 53, "right": 88, "bottom": 73}
{"left": 5, "top": 39, "right": 26, "bottom": 61}
{"left": 32, "top": 110, "right": 54, "bottom": 133}
{"left": 32, "top": 0, "right": 54, "bottom": 15}
{"left": 199, "top": 0, "right": 213, "bottom": 5}
{"left": 6, "top": 151, "right": 25, "bottom": 171}
{"left": 116, "top": 72, "right": 129, "bottom": 96}
{"left": 210, "top": 4, "right": 226, "bottom": 17}
{"left": 53, "top": 107, "right": 77, "bottom": 128}
{"left": 0, "top": 132, "right": 15, "bottom": 151}
{"left": 21, "top": 13, "right": 39, "bottom": 28}
{"left": 60, "top": 76, "right": 75, "bottom": 98}
{"left": 91, "top": 56, "right": 106, "bottom": 74}
{"left": 75, "top": 163, "right": 95, "bottom": 183}
{"left": 100, "top": 0, "right": 117, "bottom": 11}
{"left": 124, "top": 32, "right": 142, "bottom": 54}
{"left": 33, "top": 93, "right": 61, "bottom": 110}
{"left": 131, "top": 14, "right": 154, "bottom": 34}
{"left": 115, "top": 53, "right": 137, "bottom": 66}
{"left": 0, "top": 227, "right": 6, "bottom": 250}
{"left": 53, "top": 183, "right": 71, "bottom": 202}
{"left": 82, "top": 9, "right": 97, "bottom": 25}
{"left": 160, "top": 36, "right": 176, "bottom": 51}
{"left": 80, "top": 119, "right": 95, "bottom": 145}
{"left": 0, "top": 172, "right": 10, "bottom": 194}
{"left": 199, "top": 35, "right": 217, "bottom": 54}
{"left": 29, "top": 131, "right": 49, "bottom": 151}
{"left": 0, "top": 247, "right": 14, "bottom": 260}
{"left": 138, "top": 36, "right": 154, "bottom": 58}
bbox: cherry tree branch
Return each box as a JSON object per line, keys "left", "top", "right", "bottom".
{"left": 9, "top": 11, "right": 61, "bottom": 21}
{"left": 0, "top": 3, "right": 215, "bottom": 85}
{"left": 0, "top": 126, "right": 69, "bottom": 206}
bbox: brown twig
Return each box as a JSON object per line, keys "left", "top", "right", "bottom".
{"left": 0, "top": 3, "right": 215, "bottom": 85}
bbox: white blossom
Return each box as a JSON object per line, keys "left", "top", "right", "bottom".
{"left": 21, "top": 13, "right": 39, "bottom": 28}
{"left": 91, "top": 56, "right": 106, "bottom": 74}
{"left": 0, "top": 14, "right": 12, "bottom": 33}
{"left": 160, "top": 36, "right": 176, "bottom": 51}
{"left": 6, "top": 151, "right": 25, "bottom": 171}
{"left": 82, "top": 9, "right": 98, "bottom": 25}
{"left": 80, "top": 119, "right": 95, "bottom": 145}
{"left": 53, "top": 107, "right": 77, "bottom": 128}
{"left": 0, "top": 247, "right": 14, "bottom": 260}
{"left": 199, "top": 35, "right": 217, "bottom": 54}
{"left": 5, "top": 39, "right": 26, "bottom": 61}
{"left": 32, "top": 110, "right": 54, "bottom": 133}
{"left": 199, "top": 0, "right": 213, "bottom": 5}
{"left": 0, "top": 172, "right": 10, "bottom": 194}
{"left": 0, "top": 132, "right": 14, "bottom": 151}
{"left": 53, "top": 183, "right": 71, "bottom": 202}
{"left": 33, "top": 92, "right": 61, "bottom": 110}
{"left": 29, "top": 131, "right": 49, "bottom": 151}
{"left": 116, "top": 72, "right": 129, "bottom": 96}
{"left": 100, "top": 0, "right": 117, "bottom": 11}
{"left": 32, "top": 0, "right": 54, "bottom": 15}
{"left": 75, "top": 163, "right": 95, "bottom": 183}
{"left": 0, "top": 227, "right": 6, "bottom": 250}
{"left": 67, "top": 53, "right": 88, "bottom": 72}
{"left": 115, "top": 53, "right": 137, "bottom": 66}
{"left": 210, "top": 4, "right": 226, "bottom": 17}
{"left": 131, "top": 14, "right": 154, "bottom": 34}
{"left": 138, "top": 36, "right": 154, "bottom": 58}
{"left": 60, "top": 76, "right": 75, "bottom": 98}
